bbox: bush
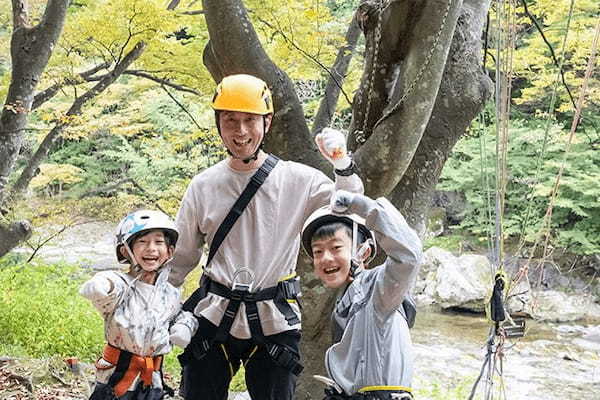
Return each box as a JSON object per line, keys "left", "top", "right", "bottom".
{"left": 439, "top": 118, "right": 600, "bottom": 256}
{"left": 0, "top": 260, "right": 104, "bottom": 360}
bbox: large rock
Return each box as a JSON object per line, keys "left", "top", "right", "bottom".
{"left": 415, "top": 247, "right": 491, "bottom": 311}
{"left": 529, "top": 290, "right": 600, "bottom": 322}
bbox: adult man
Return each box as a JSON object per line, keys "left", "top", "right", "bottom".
{"left": 301, "top": 190, "right": 422, "bottom": 399}
{"left": 168, "top": 74, "right": 363, "bottom": 400}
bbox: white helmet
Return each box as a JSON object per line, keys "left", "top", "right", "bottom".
{"left": 301, "top": 206, "right": 377, "bottom": 266}
{"left": 115, "top": 209, "right": 179, "bottom": 264}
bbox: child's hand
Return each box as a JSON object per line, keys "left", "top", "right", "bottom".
{"left": 170, "top": 324, "right": 192, "bottom": 349}
{"left": 80, "top": 276, "right": 113, "bottom": 300}
{"left": 330, "top": 190, "right": 355, "bottom": 214}
{"left": 315, "top": 128, "right": 351, "bottom": 170}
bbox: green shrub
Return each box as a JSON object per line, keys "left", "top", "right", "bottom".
{"left": 0, "top": 260, "right": 104, "bottom": 360}
{"left": 440, "top": 117, "right": 600, "bottom": 256}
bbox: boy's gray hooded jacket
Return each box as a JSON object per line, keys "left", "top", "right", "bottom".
{"left": 325, "top": 195, "right": 423, "bottom": 395}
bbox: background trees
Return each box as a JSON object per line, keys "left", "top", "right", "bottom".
{"left": 0, "top": 0, "right": 598, "bottom": 398}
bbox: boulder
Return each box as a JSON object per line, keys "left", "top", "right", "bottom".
{"left": 415, "top": 247, "right": 491, "bottom": 311}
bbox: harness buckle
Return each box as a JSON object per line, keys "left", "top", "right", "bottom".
{"left": 232, "top": 282, "right": 253, "bottom": 293}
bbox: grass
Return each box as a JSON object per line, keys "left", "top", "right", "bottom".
{"left": 0, "top": 256, "right": 250, "bottom": 391}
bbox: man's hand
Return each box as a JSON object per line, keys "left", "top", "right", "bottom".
{"left": 315, "top": 128, "right": 352, "bottom": 170}
{"left": 170, "top": 324, "right": 192, "bottom": 349}
{"left": 330, "top": 190, "right": 355, "bottom": 214}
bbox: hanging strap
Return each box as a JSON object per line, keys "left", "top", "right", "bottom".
{"left": 207, "top": 153, "right": 279, "bottom": 268}
{"left": 183, "top": 154, "right": 279, "bottom": 313}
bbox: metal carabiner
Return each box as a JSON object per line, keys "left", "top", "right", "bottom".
{"left": 231, "top": 266, "right": 255, "bottom": 292}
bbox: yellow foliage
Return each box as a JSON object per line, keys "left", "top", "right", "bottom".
{"left": 30, "top": 163, "right": 85, "bottom": 190}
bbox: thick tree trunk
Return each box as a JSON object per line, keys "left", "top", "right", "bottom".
{"left": 10, "top": 42, "right": 146, "bottom": 197}
{"left": 0, "top": 219, "right": 32, "bottom": 257}
{"left": 391, "top": 0, "right": 493, "bottom": 233}
{"left": 0, "top": 0, "right": 70, "bottom": 202}
{"left": 350, "top": 0, "right": 464, "bottom": 197}
{"left": 201, "top": 0, "right": 329, "bottom": 171}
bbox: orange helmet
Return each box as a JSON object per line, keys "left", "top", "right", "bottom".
{"left": 211, "top": 74, "right": 273, "bottom": 115}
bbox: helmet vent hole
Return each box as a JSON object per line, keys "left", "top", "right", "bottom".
{"left": 141, "top": 216, "right": 150, "bottom": 219}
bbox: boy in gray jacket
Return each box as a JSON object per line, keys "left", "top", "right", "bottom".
{"left": 301, "top": 190, "right": 423, "bottom": 400}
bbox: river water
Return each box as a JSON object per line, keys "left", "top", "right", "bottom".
{"left": 14, "top": 222, "right": 600, "bottom": 400}
{"left": 412, "top": 310, "right": 600, "bottom": 399}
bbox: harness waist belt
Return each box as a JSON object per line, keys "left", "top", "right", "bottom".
{"left": 97, "top": 344, "right": 162, "bottom": 397}
{"left": 182, "top": 274, "right": 304, "bottom": 376}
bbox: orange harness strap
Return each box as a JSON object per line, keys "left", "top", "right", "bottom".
{"left": 97, "top": 344, "right": 163, "bottom": 397}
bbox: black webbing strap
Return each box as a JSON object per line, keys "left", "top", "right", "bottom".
{"left": 207, "top": 154, "right": 279, "bottom": 267}
{"left": 245, "top": 300, "right": 304, "bottom": 376}
{"left": 106, "top": 349, "right": 133, "bottom": 389}
{"left": 182, "top": 275, "right": 304, "bottom": 375}
{"left": 182, "top": 154, "right": 279, "bottom": 313}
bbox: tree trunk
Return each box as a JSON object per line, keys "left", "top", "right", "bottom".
{"left": 0, "top": 0, "right": 70, "bottom": 202}
{"left": 391, "top": 0, "right": 493, "bottom": 234}
{"left": 350, "top": 0, "right": 464, "bottom": 197}
{"left": 10, "top": 42, "right": 146, "bottom": 197}
{"left": 0, "top": 219, "right": 32, "bottom": 257}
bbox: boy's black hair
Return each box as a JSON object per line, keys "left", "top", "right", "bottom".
{"left": 128, "top": 228, "right": 175, "bottom": 248}
{"left": 311, "top": 221, "right": 367, "bottom": 248}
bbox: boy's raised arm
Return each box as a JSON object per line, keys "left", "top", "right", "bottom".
{"left": 341, "top": 192, "right": 423, "bottom": 318}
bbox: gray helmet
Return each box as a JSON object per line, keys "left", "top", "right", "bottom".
{"left": 114, "top": 209, "right": 178, "bottom": 264}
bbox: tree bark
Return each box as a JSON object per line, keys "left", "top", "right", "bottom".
{"left": 350, "top": 0, "right": 464, "bottom": 197}
{"left": 201, "top": 0, "right": 329, "bottom": 171}
{"left": 391, "top": 0, "right": 493, "bottom": 234}
{"left": 10, "top": 42, "right": 147, "bottom": 197}
{"left": 0, "top": 0, "right": 70, "bottom": 202}
{"left": 0, "top": 219, "right": 32, "bottom": 257}
{"left": 311, "top": 12, "right": 361, "bottom": 134}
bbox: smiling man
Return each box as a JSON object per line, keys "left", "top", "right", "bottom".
{"left": 301, "top": 190, "right": 423, "bottom": 400}
{"left": 169, "top": 74, "right": 364, "bottom": 400}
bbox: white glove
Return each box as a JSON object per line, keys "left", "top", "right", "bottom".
{"left": 315, "top": 128, "right": 352, "bottom": 170}
{"left": 330, "top": 190, "right": 355, "bottom": 214}
{"left": 80, "top": 275, "right": 113, "bottom": 301}
{"left": 170, "top": 324, "right": 192, "bottom": 349}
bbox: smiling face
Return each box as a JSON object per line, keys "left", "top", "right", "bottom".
{"left": 311, "top": 228, "right": 353, "bottom": 289}
{"left": 123, "top": 230, "right": 173, "bottom": 273}
{"left": 218, "top": 110, "right": 272, "bottom": 165}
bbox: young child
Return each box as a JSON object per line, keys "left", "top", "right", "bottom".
{"left": 81, "top": 210, "right": 198, "bottom": 400}
{"left": 301, "top": 190, "right": 423, "bottom": 400}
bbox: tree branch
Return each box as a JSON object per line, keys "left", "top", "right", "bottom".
{"left": 10, "top": 42, "right": 147, "bottom": 197}
{"left": 311, "top": 11, "right": 361, "bottom": 134}
{"left": 252, "top": 12, "right": 353, "bottom": 107}
{"left": 11, "top": 0, "right": 29, "bottom": 29}
{"left": 32, "top": 62, "right": 111, "bottom": 110}
{"left": 161, "top": 84, "right": 203, "bottom": 130}
{"left": 123, "top": 70, "right": 202, "bottom": 96}
{"left": 519, "top": 0, "right": 576, "bottom": 110}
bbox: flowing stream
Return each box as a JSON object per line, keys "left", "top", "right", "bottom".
{"left": 412, "top": 311, "right": 600, "bottom": 399}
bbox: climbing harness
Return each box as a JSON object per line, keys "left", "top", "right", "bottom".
{"left": 180, "top": 154, "right": 304, "bottom": 376}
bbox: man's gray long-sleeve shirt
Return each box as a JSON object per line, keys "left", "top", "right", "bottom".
{"left": 168, "top": 158, "right": 363, "bottom": 339}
